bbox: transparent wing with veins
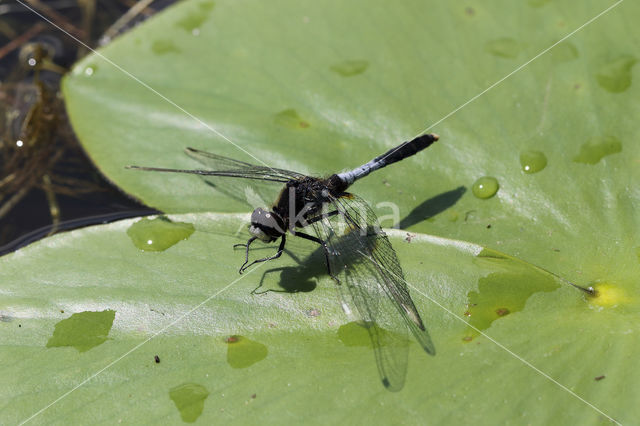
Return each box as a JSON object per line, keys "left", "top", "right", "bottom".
{"left": 185, "top": 147, "right": 306, "bottom": 209}
{"left": 310, "top": 193, "right": 435, "bottom": 391}
{"left": 129, "top": 147, "right": 305, "bottom": 209}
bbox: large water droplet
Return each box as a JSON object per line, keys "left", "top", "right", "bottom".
{"left": 520, "top": 150, "right": 547, "bottom": 174}
{"left": 127, "top": 216, "right": 195, "bottom": 251}
{"left": 472, "top": 177, "right": 499, "bottom": 199}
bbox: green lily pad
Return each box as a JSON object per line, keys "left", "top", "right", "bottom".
{"left": 2, "top": 215, "right": 635, "bottom": 424}
{"left": 8, "top": 0, "right": 639, "bottom": 423}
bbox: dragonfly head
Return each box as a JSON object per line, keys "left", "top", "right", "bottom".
{"left": 249, "top": 208, "right": 285, "bottom": 242}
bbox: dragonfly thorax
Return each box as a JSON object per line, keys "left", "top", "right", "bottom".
{"left": 249, "top": 207, "right": 285, "bottom": 242}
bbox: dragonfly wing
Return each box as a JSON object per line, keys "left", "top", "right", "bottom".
{"left": 309, "top": 194, "right": 433, "bottom": 391}
{"left": 331, "top": 193, "right": 436, "bottom": 356}
{"left": 185, "top": 147, "right": 308, "bottom": 209}
{"left": 130, "top": 148, "right": 306, "bottom": 209}
{"left": 185, "top": 147, "right": 306, "bottom": 181}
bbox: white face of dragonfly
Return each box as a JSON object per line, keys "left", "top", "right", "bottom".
{"left": 249, "top": 208, "right": 284, "bottom": 242}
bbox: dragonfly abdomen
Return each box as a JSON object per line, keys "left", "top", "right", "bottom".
{"left": 336, "top": 133, "right": 438, "bottom": 185}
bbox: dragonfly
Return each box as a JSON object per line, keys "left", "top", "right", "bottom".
{"left": 127, "top": 133, "right": 439, "bottom": 390}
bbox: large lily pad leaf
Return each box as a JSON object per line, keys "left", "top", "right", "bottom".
{"left": 62, "top": 0, "right": 639, "bottom": 282}
{"left": 1, "top": 214, "right": 633, "bottom": 424}
{"left": 8, "top": 0, "right": 638, "bottom": 423}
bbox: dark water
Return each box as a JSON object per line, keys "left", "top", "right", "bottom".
{"left": 0, "top": 1, "right": 176, "bottom": 253}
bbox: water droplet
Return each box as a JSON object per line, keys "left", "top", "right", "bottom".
{"left": 46, "top": 310, "right": 115, "bottom": 352}
{"left": 330, "top": 59, "right": 369, "bottom": 77}
{"left": 126, "top": 216, "right": 195, "bottom": 251}
{"left": 519, "top": 150, "right": 547, "bottom": 174}
{"left": 27, "top": 58, "right": 37, "bottom": 67}
{"left": 169, "top": 383, "right": 209, "bottom": 423}
{"left": 16, "top": 140, "right": 24, "bottom": 147}
{"left": 485, "top": 38, "right": 521, "bottom": 59}
{"left": 151, "top": 40, "right": 181, "bottom": 55}
{"left": 472, "top": 177, "right": 499, "bottom": 199}
{"left": 274, "top": 108, "right": 310, "bottom": 129}
{"left": 596, "top": 55, "right": 637, "bottom": 93}
{"left": 225, "top": 335, "right": 268, "bottom": 368}
{"left": 573, "top": 135, "right": 622, "bottom": 165}
{"left": 84, "top": 65, "right": 95, "bottom": 76}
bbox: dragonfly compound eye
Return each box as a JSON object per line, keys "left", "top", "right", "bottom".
{"left": 250, "top": 208, "right": 284, "bottom": 241}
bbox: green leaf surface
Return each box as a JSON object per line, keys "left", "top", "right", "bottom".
{"left": 2, "top": 214, "right": 634, "bottom": 424}
{"left": 8, "top": 0, "right": 640, "bottom": 423}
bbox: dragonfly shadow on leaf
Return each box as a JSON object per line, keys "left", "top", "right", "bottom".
{"left": 396, "top": 186, "right": 466, "bottom": 229}
{"left": 253, "top": 245, "right": 328, "bottom": 294}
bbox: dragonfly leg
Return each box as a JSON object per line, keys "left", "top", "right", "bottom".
{"left": 234, "top": 236, "right": 257, "bottom": 273}
{"left": 239, "top": 235, "right": 286, "bottom": 274}
{"left": 295, "top": 232, "right": 340, "bottom": 284}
